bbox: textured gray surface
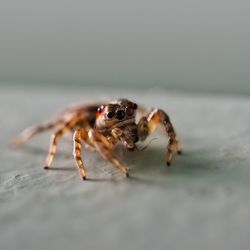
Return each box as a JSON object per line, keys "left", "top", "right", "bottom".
{"left": 1, "top": 85, "right": 250, "bottom": 250}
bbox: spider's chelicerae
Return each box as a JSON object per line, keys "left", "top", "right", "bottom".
{"left": 13, "top": 99, "right": 182, "bottom": 180}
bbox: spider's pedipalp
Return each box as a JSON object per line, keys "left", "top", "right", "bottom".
{"left": 111, "top": 127, "right": 136, "bottom": 151}
{"left": 137, "top": 116, "right": 149, "bottom": 141}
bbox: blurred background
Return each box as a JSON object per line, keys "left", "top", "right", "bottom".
{"left": 0, "top": 0, "right": 249, "bottom": 94}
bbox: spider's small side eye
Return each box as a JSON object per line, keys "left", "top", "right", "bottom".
{"left": 133, "top": 103, "right": 138, "bottom": 109}
{"left": 107, "top": 111, "right": 115, "bottom": 119}
{"left": 97, "top": 105, "right": 104, "bottom": 112}
{"left": 116, "top": 110, "right": 125, "bottom": 120}
{"left": 126, "top": 107, "right": 134, "bottom": 116}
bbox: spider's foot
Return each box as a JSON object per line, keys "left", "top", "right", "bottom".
{"left": 123, "top": 167, "right": 130, "bottom": 177}
{"left": 177, "top": 150, "right": 182, "bottom": 155}
{"left": 44, "top": 166, "right": 50, "bottom": 170}
{"left": 166, "top": 161, "right": 171, "bottom": 167}
{"left": 79, "top": 169, "right": 87, "bottom": 181}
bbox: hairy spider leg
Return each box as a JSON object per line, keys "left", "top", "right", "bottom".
{"left": 11, "top": 117, "right": 64, "bottom": 148}
{"left": 73, "top": 128, "right": 92, "bottom": 180}
{"left": 88, "top": 129, "right": 129, "bottom": 177}
{"left": 44, "top": 115, "right": 87, "bottom": 168}
{"left": 146, "top": 109, "right": 181, "bottom": 166}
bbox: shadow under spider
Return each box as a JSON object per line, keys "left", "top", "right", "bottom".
{"left": 45, "top": 167, "right": 76, "bottom": 171}
{"left": 20, "top": 144, "right": 73, "bottom": 158}
{"left": 121, "top": 145, "right": 221, "bottom": 185}
{"left": 20, "top": 143, "right": 219, "bottom": 184}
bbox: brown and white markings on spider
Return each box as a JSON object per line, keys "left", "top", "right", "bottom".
{"left": 12, "top": 99, "right": 182, "bottom": 180}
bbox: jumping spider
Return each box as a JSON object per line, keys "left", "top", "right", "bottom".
{"left": 13, "top": 99, "right": 182, "bottom": 180}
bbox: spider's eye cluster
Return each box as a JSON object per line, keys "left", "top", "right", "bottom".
{"left": 106, "top": 109, "right": 126, "bottom": 120}
{"left": 104, "top": 101, "right": 137, "bottom": 121}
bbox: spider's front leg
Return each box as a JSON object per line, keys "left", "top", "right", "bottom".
{"left": 88, "top": 129, "right": 129, "bottom": 177}
{"left": 138, "top": 109, "right": 182, "bottom": 166}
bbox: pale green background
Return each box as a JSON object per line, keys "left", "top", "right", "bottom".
{"left": 0, "top": 0, "right": 250, "bottom": 94}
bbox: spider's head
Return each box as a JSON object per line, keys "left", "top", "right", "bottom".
{"left": 95, "top": 99, "right": 138, "bottom": 130}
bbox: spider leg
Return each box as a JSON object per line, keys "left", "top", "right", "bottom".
{"left": 88, "top": 129, "right": 129, "bottom": 177}
{"left": 11, "top": 117, "right": 64, "bottom": 148}
{"left": 44, "top": 116, "right": 84, "bottom": 169}
{"left": 73, "top": 128, "right": 91, "bottom": 180}
{"left": 139, "top": 109, "right": 182, "bottom": 166}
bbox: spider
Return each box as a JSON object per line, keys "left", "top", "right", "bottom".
{"left": 13, "top": 99, "right": 182, "bottom": 180}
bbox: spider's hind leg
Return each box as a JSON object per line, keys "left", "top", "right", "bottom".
{"left": 11, "top": 117, "right": 63, "bottom": 148}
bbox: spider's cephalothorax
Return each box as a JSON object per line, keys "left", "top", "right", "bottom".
{"left": 12, "top": 98, "right": 182, "bottom": 180}
{"left": 95, "top": 99, "right": 139, "bottom": 150}
{"left": 95, "top": 99, "right": 137, "bottom": 130}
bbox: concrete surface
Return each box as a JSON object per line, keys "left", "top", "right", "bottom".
{"left": 1, "top": 84, "right": 250, "bottom": 250}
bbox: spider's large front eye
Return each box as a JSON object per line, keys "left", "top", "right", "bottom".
{"left": 107, "top": 111, "right": 115, "bottom": 119}
{"left": 116, "top": 110, "right": 125, "bottom": 120}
